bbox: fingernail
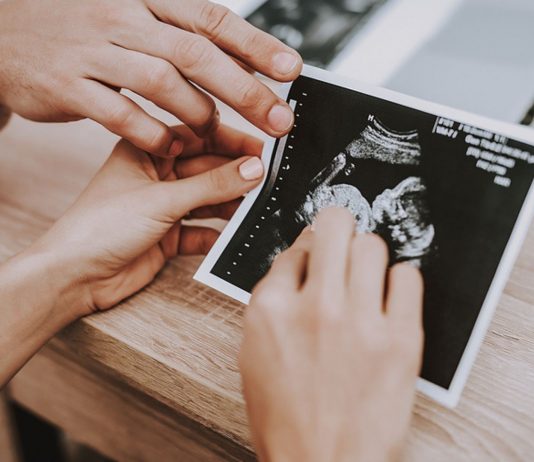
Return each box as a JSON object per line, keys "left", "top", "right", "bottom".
{"left": 239, "top": 157, "right": 264, "bottom": 181}
{"left": 168, "top": 139, "right": 184, "bottom": 157}
{"left": 273, "top": 52, "right": 299, "bottom": 75}
{"left": 268, "top": 104, "right": 294, "bottom": 133}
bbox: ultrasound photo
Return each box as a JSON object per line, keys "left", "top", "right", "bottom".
{"left": 197, "top": 68, "right": 534, "bottom": 405}
{"left": 218, "top": 115, "right": 436, "bottom": 282}
{"left": 247, "top": 0, "right": 386, "bottom": 67}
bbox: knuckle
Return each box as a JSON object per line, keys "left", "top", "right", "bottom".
{"left": 354, "top": 232, "right": 389, "bottom": 260}
{"left": 54, "top": 80, "right": 82, "bottom": 113}
{"left": 236, "top": 79, "right": 267, "bottom": 110}
{"left": 199, "top": 2, "right": 232, "bottom": 40}
{"left": 145, "top": 127, "right": 170, "bottom": 153}
{"left": 175, "top": 36, "right": 212, "bottom": 74}
{"left": 207, "top": 167, "right": 231, "bottom": 193}
{"left": 239, "top": 30, "right": 267, "bottom": 61}
{"left": 104, "top": 104, "right": 134, "bottom": 132}
{"left": 143, "top": 62, "right": 176, "bottom": 95}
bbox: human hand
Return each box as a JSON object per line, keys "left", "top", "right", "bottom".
{"left": 0, "top": 0, "right": 302, "bottom": 156}
{"left": 239, "top": 208, "right": 424, "bottom": 462}
{"left": 30, "top": 124, "right": 265, "bottom": 315}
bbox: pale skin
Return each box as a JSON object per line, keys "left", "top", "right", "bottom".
{"left": 240, "top": 208, "right": 424, "bottom": 462}
{"left": 0, "top": 125, "right": 266, "bottom": 385}
{"left": 0, "top": 0, "right": 303, "bottom": 156}
{"left": 0, "top": 132, "right": 424, "bottom": 459}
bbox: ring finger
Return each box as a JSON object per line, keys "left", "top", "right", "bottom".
{"left": 90, "top": 46, "right": 219, "bottom": 137}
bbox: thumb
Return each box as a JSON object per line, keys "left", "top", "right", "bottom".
{"left": 152, "top": 156, "right": 265, "bottom": 221}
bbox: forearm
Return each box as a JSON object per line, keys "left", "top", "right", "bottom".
{"left": 0, "top": 248, "right": 86, "bottom": 387}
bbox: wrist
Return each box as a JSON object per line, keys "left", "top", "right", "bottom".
{"left": 11, "top": 245, "right": 92, "bottom": 324}
{"left": 0, "top": 246, "right": 91, "bottom": 385}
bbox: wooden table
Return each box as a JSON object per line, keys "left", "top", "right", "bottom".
{"left": 1, "top": 96, "right": 534, "bottom": 462}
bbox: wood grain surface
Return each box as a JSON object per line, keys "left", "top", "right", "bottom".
{"left": 1, "top": 97, "right": 534, "bottom": 461}
{"left": 8, "top": 343, "right": 254, "bottom": 462}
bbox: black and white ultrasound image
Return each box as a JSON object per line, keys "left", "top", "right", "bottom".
{"left": 212, "top": 76, "right": 534, "bottom": 390}
{"left": 247, "top": 0, "right": 385, "bottom": 67}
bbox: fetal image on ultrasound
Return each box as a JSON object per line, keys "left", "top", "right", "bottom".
{"left": 212, "top": 75, "right": 534, "bottom": 390}
{"left": 247, "top": 0, "right": 386, "bottom": 67}
{"left": 244, "top": 116, "right": 436, "bottom": 279}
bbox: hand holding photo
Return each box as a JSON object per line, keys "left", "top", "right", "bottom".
{"left": 196, "top": 65, "right": 534, "bottom": 407}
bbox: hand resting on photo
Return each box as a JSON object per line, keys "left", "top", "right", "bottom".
{"left": 240, "top": 208, "right": 424, "bottom": 462}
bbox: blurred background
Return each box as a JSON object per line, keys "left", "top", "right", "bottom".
{"left": 220, "top": 0, "right": 534, "bottom": 125}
